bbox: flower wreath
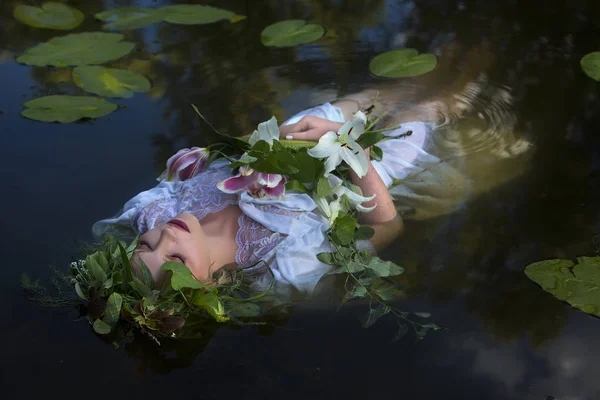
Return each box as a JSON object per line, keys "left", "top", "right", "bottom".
{"left": 23, "top": 104, "right": 441, "bottom": 344}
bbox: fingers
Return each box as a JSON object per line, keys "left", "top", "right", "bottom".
{"left": 279, "top": 115, "right": 343, "bottom": 141}
{"left": 279, "top": 116, "right": 312, "bottom": 139}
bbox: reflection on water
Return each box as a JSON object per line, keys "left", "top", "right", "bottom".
{"left": 2, "top": 0, "right": 600, "bottom": 399}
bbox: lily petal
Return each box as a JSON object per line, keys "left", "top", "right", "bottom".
{"left": 338, "top": 116, "right": 365, "bottom": 141}
{"left": 307, "top": 132, "right": 341, "bottom": 158}
{"left": 262, "top": 176, "right": 286, "bottom": 198}
{"left": 328, "top": 199, "right": 341, "bottom": 225}
{"left": 179, "top": 156, "right": 208, "bottom": 180}
{"left": 164, "top": 147, "right": 209, "bottom": 181}
{"left": 217, "top": 173, "right": 257, "bottom": 194}
{"left": 340, "top": 140, "right": 369, "bottom": 178}
{"left": 324, "top": 152, "right": 343, "bottom": 174}
{"left": 257, "top": 173, "right": 283, "bottom": 188}
{"left": 239, "top": 165, "right": 255, "bottom": 176}
{"left": 338, "top": 186, "right": 376, "bottom": 204}
{"left": 356, "top": 203, "right": 377, "bottom": 212}
{"left": 250, "top": 116, "right": 280, "bottom": 147}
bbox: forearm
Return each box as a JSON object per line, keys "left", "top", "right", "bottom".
{"left": 348, "top": 160, "right": 397, "bottom": 224}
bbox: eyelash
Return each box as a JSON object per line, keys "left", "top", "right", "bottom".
{"left": 137, "top": 240, "right": 187, "bottom": 264}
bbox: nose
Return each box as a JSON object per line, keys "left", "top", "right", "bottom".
{"left": 154, "top": 226, "right": 178, "bottom": 252}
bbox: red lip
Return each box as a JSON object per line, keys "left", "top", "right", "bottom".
{"left": 167, "top": 219, "right": 190, "bottom": 233}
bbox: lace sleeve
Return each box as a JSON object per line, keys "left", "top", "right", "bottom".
{"left": 135, "top": 160, "right": 238, "bottom": 233}
{"left": 235, "top": 204, "right": 304, "bottom": 268}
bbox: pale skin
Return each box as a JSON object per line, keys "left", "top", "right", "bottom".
{"left": 132, "top": 99, "right": 403, "bottom": 285}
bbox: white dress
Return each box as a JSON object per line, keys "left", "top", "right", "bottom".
{"left": 93, "top": 103, "right": 448, "bottom": 294}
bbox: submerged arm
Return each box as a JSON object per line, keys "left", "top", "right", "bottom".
{"left": 348, "top": 150, "right": 404, "bottom": 250}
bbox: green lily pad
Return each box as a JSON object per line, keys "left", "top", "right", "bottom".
{"left": 95, "top": 7, "right": 164, "bottom": 30}
{"left": 21, "top": 95, "right": 118, "bottom": 123}
{"left": 159, "top": 5, "right": 245, "bottom": 25}
{"left": 369, "top": 49, "right": 438, "bottom": 78}
{"left": 14, "top": 2, "right": 84, "bottom": 30}
{"left": 73, "top": 66, "right": 151, "bottom": 98}
{"left": 17, "top": 32, "right": 135, "bottom": 67}
{"left": 261, "top": 19, "right": 325, "bottom": 47}
{"left": 525, "top": 256, "right": 600, "bottom": 317}
{"left": 581, "top": 51, "right": 600, "bottom": 81}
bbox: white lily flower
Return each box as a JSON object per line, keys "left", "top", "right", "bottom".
{"left": 315, "top": 196, "right": 342, "bottom": 226}
{"left": 315, "top": 175, "right": 377, "bottom": 226}
{"left": 307, "top": 111, "right": 369, "bottom": 177}
{"left": 248, "top": 116, "right": 280, "bottom": 147}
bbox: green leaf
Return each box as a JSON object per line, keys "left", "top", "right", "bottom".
{"left": 317, "top": 176, "right": 333, "bottom": 198}
{"left": 261, "top": 19, "right": 325, "bottom": 47}
{"left": 317, "top": 252, "right": 337, "bottom": 265}
{"left": 365, "top": 257, "right": 404, "bottom": 277}
{"left": 74, "top": 282, "right": 87, "bottom": 300}
{"left": 93, "top": 318, "right": 112, "bottom": 335}
{"left": 14, "top": 2, "right": 84, "bottom": 30}
{"left": 414, "top": 312, "right": 431, "bottom": 318}
{"left": 361, "top": 304, "right": 390, "bottom": 328}
{"left": 329, "top": 260, "right": 366, "bottom": 275}
{"left": 358, "top": 132, "right": 385, "bottom": 148}
{"left": 371, "top": 280, "right": 402, "bottom": 301}
{"left": 17, "top": 32, "right": 135, "bottom": 67}
{"left": 369, "top": 49, "right": 438, "bottom": 78}
{"left": 21, "top": 95, "right": 117, "bottom": 123}
{"left": 525, "top": 257, "right": 600, "bottom": 317}
{"left": 348, "top": 285, "right": 368, "bottom": 299}
{"left": 226, "top": 302, "right": 261, "bottom": 317}
{"left": 391, "top": 323, "right": 408, "bottom": 342}
{"left": 331, "top": 214, "right": 357, "bottom": 246}
{"left": 238, "top": 153, "right": 258, "bottom": 164}
{"left": 160, "top": 5, "right": 243, "bottom": 25}
{"left": 290, "top": 149, "right": 320, "bottom": 183}
{"left": 129, "top": 277, "right": 151, "bottom": 297}
{"left": 95, "top": 7, "right": 164, "bottom": 30}
{"left": 103, "top": 293, "right": 122, "bottom": 326}
{"left": 192, "top": 290, "right": 229, "bottom": 322}
{"left": 279, "top": 139, "right": 317, "bottom": 150}
{"left": 161, "top": 262, "right": 204, "bottom": 290}
{"left": 581, "top": 52, "right": 600, "bottom": 81}
{"left": 355, "top": 225, "right": 375, "bottom": 240}
{"left": 371, "top": 145, "right": 383, "bottom": 161}
{"left": 86, "top": 254, "right": 107, "bottom": 283}
{"left": 285, "top": 179, "right": 309, "bottom": 194}
{"left": 138, "top": 259, "right": 155, "bottom": 290}
{"left": 118, "top": 243, "right": 133, "bottom": 283}
{"left": 73, "top": 66, "right": 151, "bottom": 98}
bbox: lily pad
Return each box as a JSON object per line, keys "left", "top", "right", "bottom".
{"left": 581, "top": 52, "right": 600, "bottom": 81}
{"left": 160, "top": 5, "right": 245, "bottom": 25}
{"left": 525, "top": 256, "right": 600, "bottom": 317}
{"left": 14, "top": 2, "right": 84, "bottom": 30}
{"left": 95, "top": 7, "right": 164, "bottom": 30}
{"left": 21, "top": 95, "right": 118, "bottom": 123}
{"left": 261, "top": 20, "right": 325, "bottom": 47}
{"left": 369, "top": 49, "right": 438, "bottom": 78}
{"left": 17, "top": 32, "right": 135, "bottom": 67}
{"left": 73, "top": 66, "right": 151, "bottom": 98}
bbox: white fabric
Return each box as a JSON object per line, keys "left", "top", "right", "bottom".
{"left": 93, "top": 102, "right": 440, "bottom": 294}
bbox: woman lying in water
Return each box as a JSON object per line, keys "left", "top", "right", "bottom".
{"left": 60, "top": 68, "right": 528, "bottom": 339}
{"left": 92, "top": 93, "right": 435, "bottom": 296}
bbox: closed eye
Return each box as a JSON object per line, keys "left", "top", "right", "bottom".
{"left": 136, "top": 240, "right": 153, "bottom": 251}
{"left": 169, "top": 252, "right": 187, "bottom": 264}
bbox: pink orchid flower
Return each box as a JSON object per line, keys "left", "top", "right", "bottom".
{"left": 157, "top": 147, "right": 209, "bottom": 182}
{"left": 217, "top": 165, "right": 286, "bottom": 198}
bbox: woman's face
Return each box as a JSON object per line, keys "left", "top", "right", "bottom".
{"left": 131, "top": 213, "right": 213, "bottom": 284}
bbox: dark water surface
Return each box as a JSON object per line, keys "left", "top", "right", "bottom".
{"left": 2, "top": 0, "right": 600, "bottom": 399}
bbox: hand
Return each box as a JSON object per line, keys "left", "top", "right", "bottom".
{"left": 279, "top": 116, "right": 343, "bottom": 142}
